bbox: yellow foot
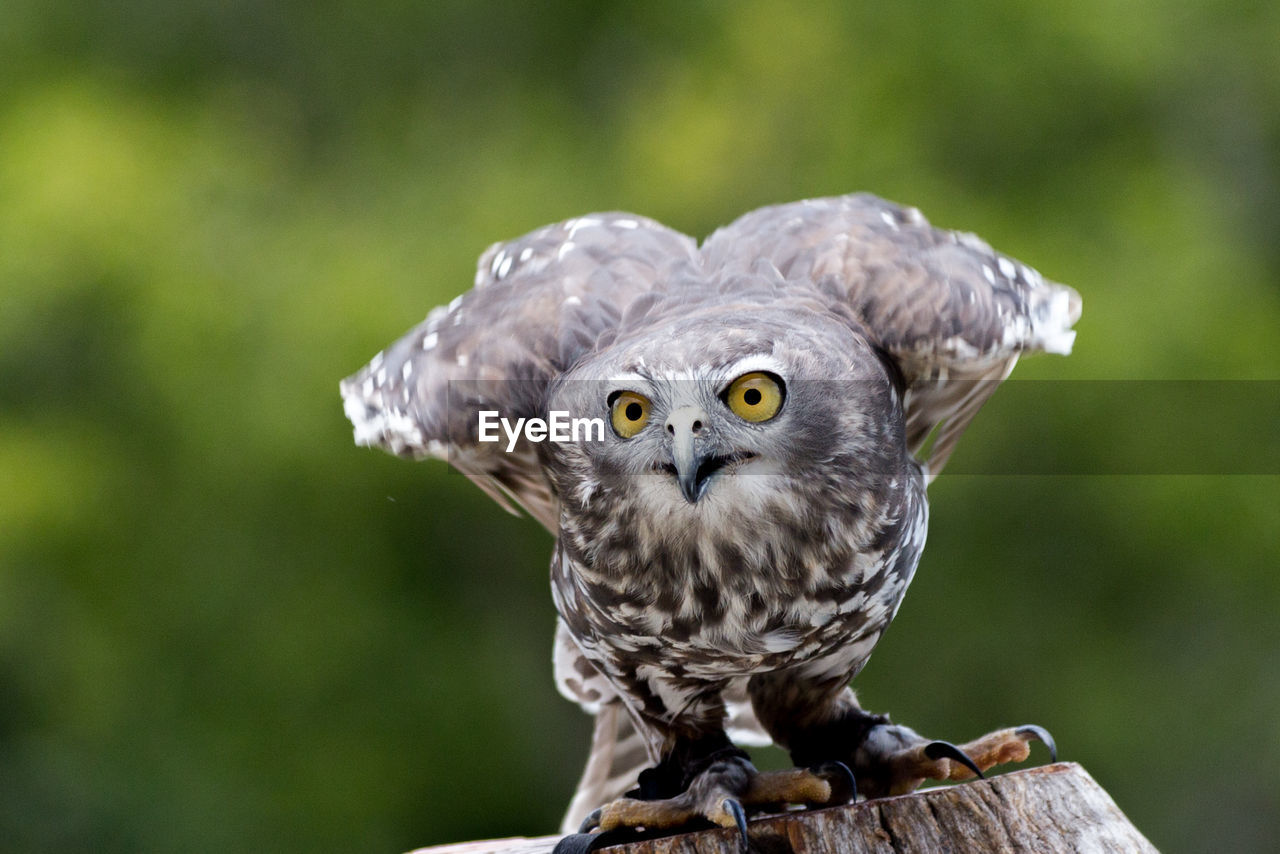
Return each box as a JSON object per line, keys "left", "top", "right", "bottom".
{"left": 585, "top": 766, "right": 844, "bottom": 832}
{"left": 862, "top": 723, "right": 1057, "bottom": 797}
{"left": 575, "top": 756, "right": 853, "bottom": 854}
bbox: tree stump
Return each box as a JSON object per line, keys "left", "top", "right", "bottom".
{"left": 410, "top": 763, "right": 1158, "bottom": 854}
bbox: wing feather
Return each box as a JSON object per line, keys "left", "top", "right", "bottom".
{"left": 701, "top": 193, "right": 1081, "bottom": 476}
{"left": 341, "top": 214, "right": 698, "bottom": 529}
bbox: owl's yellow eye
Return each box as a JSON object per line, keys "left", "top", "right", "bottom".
{"left": 724, "top": 372, "right": 784, "bottom": 423}
{"left": 609, "top": 391, "right": 651, "bottom": 438}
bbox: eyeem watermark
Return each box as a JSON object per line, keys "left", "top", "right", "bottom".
{"left": 456, "top": 380, "right": 1280, "bottom": 473}
{"left": 478, "top": 410, "right": 605, "bottom": 452}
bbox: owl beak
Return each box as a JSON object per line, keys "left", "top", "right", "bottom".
{"left": 666, "top": 407, "right": 713, "bottom": 503}
{"left": 675, "top": 455, "right": 713, "bottom": 503}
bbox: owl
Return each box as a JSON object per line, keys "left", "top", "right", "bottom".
{"left": 341, "top": 194, "right": 1078, "bottom": 846}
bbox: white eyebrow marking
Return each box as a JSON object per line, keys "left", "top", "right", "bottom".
{"left": 607, "top": 371, "right": 651, "bottom": 387}
{"left": 722, "top": 353, "right": 788, "bottom": 380}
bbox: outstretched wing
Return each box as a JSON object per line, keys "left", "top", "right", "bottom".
{"left": 701, "top": 193, "right": 1081, "bottom": 476}
{"left": 340, "top": 214, "right": 698, "bottom": 529}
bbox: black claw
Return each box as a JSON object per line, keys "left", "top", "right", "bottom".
{"left": 556, "top": 828, "right": 654, "bottom": 853}
{"left": 812, "top": 760, "right": 857, "bottom": 805}
{"left": 577, "top": 807, "right": 602, "bottom": 834}
{"left": 723, "top": 798, "right": 750, "bottom": 853}
{"left": 552, "top": 833, "right": 599, "bottom": 854}
{"left": 1015, "top": 724, "right": 1058, "bottom": 762}
{"left": 924, "top": 740, "right": 985, "bottom": 780}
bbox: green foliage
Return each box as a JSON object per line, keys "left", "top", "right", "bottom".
{"left": 2, "top": 2, "right": 1277, "bottom": 852}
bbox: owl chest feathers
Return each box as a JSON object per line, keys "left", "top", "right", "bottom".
{"left": 551, "top": 470, "right": 928, "bottom": 681}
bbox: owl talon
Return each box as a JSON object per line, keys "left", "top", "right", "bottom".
{"left": 577, "top": 807, "right": 602, "bottom": 834}
{"left": 1015, "top": 724, "right": 1058, "bottom": 761}
{"left": 580, "top": 754, "right": 849, "bottom": 845}
{"left": 551, "top": 832, "right": 605, "bottom": 854}
{"left": 551, "top": 833, "right": 589, "bottom": 854}
{"left": 944, "top": 725, "right": 1055, "bottom": 778}
{"left": 850, "top": 719, "right": 1056, "bottom": 797}
{"left": 587, "top": 753, "right": 753, "bottom": 835}
{"left": 723, "top": 798, "right": 750, "bottom": 852}
{"left": 923, "top": 740, "right": 985, "bottom": 779}
{"left": 811, "top": 760, "right": 857, "bottom": 805}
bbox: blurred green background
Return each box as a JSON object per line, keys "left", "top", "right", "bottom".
{"left": 2, "top": 2, "right": 1278, "bottom": 852}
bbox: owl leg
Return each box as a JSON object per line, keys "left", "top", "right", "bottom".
{"left": 751, "top": 676, "right": 1055, "bottom": 800}
{"left": 582, "top": 744, "right": 755, "bottom": 833}
{"left": 576, "top": 742, "right": 844, "bottom": 850}
{"left": 836, "top": 718, "right": 1056, "bottom": 798}
{"left": 573, "top": 740, "right": 850, "bottom": 851}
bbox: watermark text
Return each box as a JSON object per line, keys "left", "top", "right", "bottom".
{"left": 478, "top": 410, "right": 605, "bottom": 452}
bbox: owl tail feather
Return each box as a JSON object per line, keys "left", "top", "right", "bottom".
{"left": 560, "top": 703, "right": 654, "bottom": 834}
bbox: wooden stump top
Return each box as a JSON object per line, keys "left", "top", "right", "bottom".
{"left": 410, "top": 762, "right": 1158, "bottom": 854}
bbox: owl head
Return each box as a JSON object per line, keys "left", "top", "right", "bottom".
{"left": 543, "top": 305, "right": 909, "bottom": 514}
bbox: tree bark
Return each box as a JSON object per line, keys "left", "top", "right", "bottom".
{"left": 411, "top": 762, "right": 1158, "bottom": 854}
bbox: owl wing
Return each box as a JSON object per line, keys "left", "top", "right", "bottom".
{"left": 700, "top": 193, "right": 1081, "bottom": 476}
{"left": 340, "top": 214, "right": 699, "bottom": 529}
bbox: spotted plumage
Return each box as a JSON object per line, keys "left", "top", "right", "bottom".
{"left": 341, "top": 194, "right": 1079, "bottom": 832}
